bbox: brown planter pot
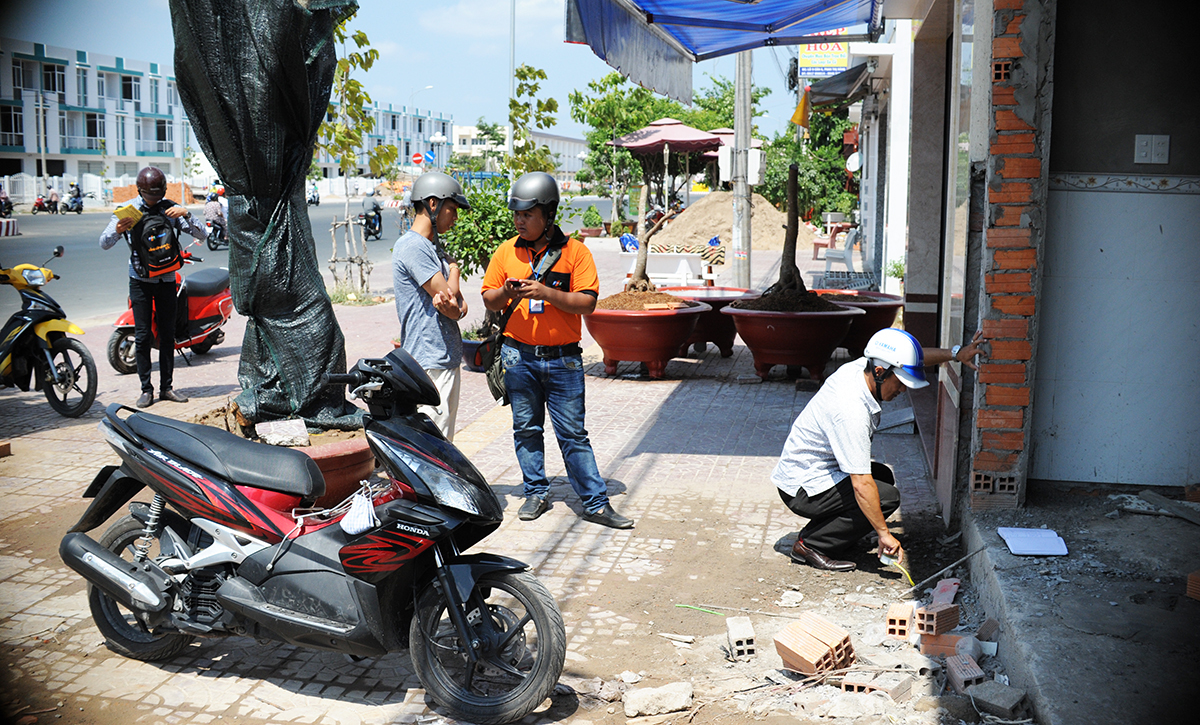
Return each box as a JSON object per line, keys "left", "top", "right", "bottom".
{"left": 578, "top": 227, "right": 603, "bottom": 238}
{"left": 660, "top": 286, "right": 760, "bottom": 358}
{"left": 814, "top": 289, "right": 903, "bottom": 358}
{"left": 721, "top": 305, "right": 865, "bottom": 381}
{"left": 584, "top": 302, "right": 712, "bottom": 379}
{"left": 300, "top": 438, "right": 377, "bottom": 508}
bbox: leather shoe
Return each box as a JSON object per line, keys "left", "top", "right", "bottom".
{"left": 136, "top": 391, "right": 154, "bottom": 408}
{"left": 582, "top": 503, "right": 634, "bottom": 530}
{"left": 790, "top": 539, "right": 855, "bottom": 572}
{"left": 160, "top": 389, "right": 189, "bottom": 403}
{"left": 518, "top": 496, "right": 549, "bottom": 521}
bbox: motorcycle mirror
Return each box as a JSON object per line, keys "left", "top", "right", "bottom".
{"left": 53, "top": 246, "right": 65, "bottom": 258}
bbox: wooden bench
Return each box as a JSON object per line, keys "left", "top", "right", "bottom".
{"left": 619, "top": 251, "right": 717, "bottom": 287}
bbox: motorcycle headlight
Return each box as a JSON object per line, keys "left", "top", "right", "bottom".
{"left": 392, "top": 447, "right": 502, "bottom": 520}
{"left": 22, "top": 269, "right": 46, "bottom": 287}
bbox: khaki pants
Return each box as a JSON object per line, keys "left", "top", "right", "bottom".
{"left": 420, "top": 366, "right": 461, "bottom": 441}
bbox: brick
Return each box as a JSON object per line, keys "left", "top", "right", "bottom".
{"left": 973, "top": 450, "right": 1018, "bottom": 471}
{"left": 995, "top": 110, "right": 1034, "bottom": 132}
{"left": 1003, "top": 14, "right": 1026, "bottom": 35}
{"left": 987, "top": 386, "right": 1031, "bottom": 407}
{"left": 993, "top": 205, "right": 1025, "bottom": 227}
{"left": 982, "top": 430, "right": 1025, "bottom": 451}
{"left": 971, "top": 492, "right": 1021, "bottom": 510}
{"left": 965, "top": 681, "right": 1031, "bottom": 720}
{"left": 946, "top": 654, "right": 986, "bottom": 694}
{"left": 985, "top": 273, "right": 1032, "bottom": 294}
{"left": 991, "top": 135, "right": 1035, "bottom": 155}
{"left": 919, "top": 633, "right": 963, "bottom": 657}
{"left": 726, "top": 616, "right": 756, "bottom": 658}
{"left": 0, "top": 441, "right": 10, "bottom": 458}
{"left": 992, "top": 295, "right": 1035, "bottom": 316}
{"left": 993, "top": 37, "right": 1024, "bottom": 59}
{"left": 980, "top": 363, "right": 1027, "bottom": 384}
{"left": 976, "top": 619, "right": 1000, "bottom": 642}
{"left": 915, "top": 603, "right": 960, "bottom": 635}
{"left": 869, "top": 672, "right": 914, "bottom": 703}
{"left": 799, "top": 611, "right": 855, "bottom": 667}
{"left": 972, "top": 472, "right": 993, "bottom": 493}
{"left": 774, "top": 622, "right": 838, "bottom": 675}
{"left": 990, "top": 340, "right": 1032, "bottom": 361}
{"left": 1184, "top": 484, "right": 1200, "bottom": 503}
{"left": 986, "top": 227, "right": 1032, "bottom": 248}
{"left": 991, "top": 85, "right": 1017, "bottom": 107}
{"left": 988, "top": 181, "right": 1033, "bottom": 203}
{"left": 993, "top": 248, "right": 1037, "bottom": 270}
{"left": 839, "top": 670, "right": 876, "bottom": 692}
{"left": 998, "top": 155, "right": 1040, "bottom": 177}
{"left": 1187, "top": 570, "right": 1200, "bottom": 602}
{"left": 885, "top": 602, "right": 914, "bottom": 639}
{"left": 994, "top": 0, "right": 1024, "bottom": 10}
{"left": 981, "top": 318, "right": 1029, "bottom": 338}
{"left": 978, "top": 409, "right": 1024, "bottom": 429}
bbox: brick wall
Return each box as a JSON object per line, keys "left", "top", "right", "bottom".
{"left": 969, "top": 0, "right": 1057, "bottom": 510}
{"left": 112, "top": 182, "right": 195, "bottom": 205}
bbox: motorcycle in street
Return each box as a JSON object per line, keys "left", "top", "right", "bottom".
{"left": 1, "top": 246, "right": 98, "bottom": 417}
{"left": 0, "top": 196, "right": 13, "bottom": 219}
{"left": 204, "top": 219, "right": 229, "bottom": 251}
{"left": 307, "top": 186, "right": 320, "bottom": 206}
{"left": 61, "top": 192, "right": 95, "bottom": 214}
{"left": 61, "top": 347, "right": 566, "bottom": 724}
{"left": 31, "top": 193, "right": 57, "bottom": 214}
{"left": 356, "top": 210, "right": 383, "bottom": 241}
{"left": 107, "top": 243, "right": 234, "bottom": 374}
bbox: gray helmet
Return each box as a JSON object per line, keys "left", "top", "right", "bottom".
{"left": 508, "top": 172, "right": 559, "bottom": 216}
{"left": 411, "top": 171, "right": 471, "bottom": 210}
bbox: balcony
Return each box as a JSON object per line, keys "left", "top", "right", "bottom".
{"left": 0, "top": 132, "right": 24, "bottom": 148}
{"left": 62, "top": 135, "right": 104, "bottom": 152}
{"left": 137, "top": 139, "right": 174, "bottom": 155}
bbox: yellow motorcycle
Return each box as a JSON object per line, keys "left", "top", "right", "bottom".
{"left": 1, "top": 246, "right": 97, "bottom": 417}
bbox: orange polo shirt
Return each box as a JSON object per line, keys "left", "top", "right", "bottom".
{"left": 481, "top": 231, "right": 599, "bottom": 346}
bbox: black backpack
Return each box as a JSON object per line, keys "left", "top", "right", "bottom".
{"left": 129, "top": 203, "right": 183, "bottom": 279}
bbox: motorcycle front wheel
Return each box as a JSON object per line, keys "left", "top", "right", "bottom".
{"left": 31, "top": 206, "right": 39, "bottom": 215}
{"left": 410, "top": 570, "right": 566, "bottom": 725}
{"left": 43, "top": 337, "right": 98, "bottom": 417}
{"left": 89, "top": 515, "right": 194, "bottom": 661}
{"left": 107, "top": 329, "right": 137, "bottom": 375}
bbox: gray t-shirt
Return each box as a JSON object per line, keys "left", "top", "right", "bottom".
{"left": 772, "top": 357, "right": 881, "bottom": 498}
{"left": 392, "top": 230, "right": 462, "bottom": 370}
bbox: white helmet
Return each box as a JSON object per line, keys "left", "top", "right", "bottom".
{"left": 863, "top": 328, "right": 928, "bottom": 389}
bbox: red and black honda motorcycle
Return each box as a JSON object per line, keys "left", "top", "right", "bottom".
{"left": 60, "top": 348, "right": 565, "bottom": 724}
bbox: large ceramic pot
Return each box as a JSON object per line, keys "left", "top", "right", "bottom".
{"left": 660, "top": 286, "right": 760, "bottom": 358}
{"left": 721, "top": 305, "right": 865, "bottom": 381}
{"left": 301, "top": 438, "right": 377, "bottom": 508}
{"left": 814, "top": 289, "right": 904, "bottom": 358}
{"left": 461, "top": 339, "right": 486, "bottom": 372}
{"left": 584, "top": 302, "right": 712, "bottom": 379}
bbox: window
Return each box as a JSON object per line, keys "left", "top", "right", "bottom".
{"left": 149, "top": 78, "right": 159, "bottom": 113}
{"left": 97, "top": 74, "right": 106, "bottom": 99}
{"left": 86, "top": 113, "right": 104, "bottom": 141}
{"left": 43, "top": 64, "right": 66, "bottom": 97}
{"left": 76, "top": 68, "right": 88, "bottom": 106}
{"left": 36, "top": 159, "right": 66, "bottom": 177}
{"left": 117, "top": 119, "right": 126, "bottom": 155}
{"left": 167, "top": 82, "right": 177, "bottom": 113}
{"left": 116, "top": 161, "right": 138, "bottom": 177}
{"left": 391, "top": 115, "right": 397, "bottom": 131}
{"left": 404, "top": 141, "right": 411, "bottom": 156}
{"left": 58, "top": 110, "right": 66, "bottom": 141}
{"left": 122, "top": 75, "right": 140, "bottom": 111}
{"left": 156, "top": 119, "right": 172, "bottom": 142}
{"left": 0, "top": 106, "right": 24, "bottom": 147}
{"left": 79, "top": 161, "right": 103, "bottom": 175}
{"left": 417, "top": 118, "right": 424, "bottom": 133}
{"left": 441, "top": 122, "right": 447, "bottom": 135}
{"left": 12, "top": 59, "right": 34, "bottom": 100}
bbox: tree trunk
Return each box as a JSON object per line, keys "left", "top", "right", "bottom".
{"left": 762, "top": 163, "right": 807, "bottom": 297}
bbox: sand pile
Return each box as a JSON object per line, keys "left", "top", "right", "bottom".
{"left": 653, "top": 191, "right": 816, "bottom": 253}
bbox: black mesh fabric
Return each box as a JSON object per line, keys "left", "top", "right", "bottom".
{"left": 169, "top": 0, "right": 362, "bottom": 429}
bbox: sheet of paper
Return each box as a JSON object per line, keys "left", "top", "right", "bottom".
{"left": 997, "top": 527, "right": 1068, "bottom": 556}
{"left": 114, "top": 204, "right": 143, "bottom": 223}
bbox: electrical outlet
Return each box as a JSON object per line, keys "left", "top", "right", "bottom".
{"left": 1134, "top": 135, "right": 1152, "bottom": 163}
{"left": 1151, "top": 135, "right": 1170, "bottom": 164}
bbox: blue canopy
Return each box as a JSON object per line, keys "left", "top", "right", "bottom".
{"left": 566, "top": 0, "right": 882, "bottom": 102}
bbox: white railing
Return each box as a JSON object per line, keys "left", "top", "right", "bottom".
{"left": 62, "top": 135, "right": 104, "bottom": 151}
{"left": 0, "top": 132, "right": 23, "bottom": 147}
{"left": 137, "top": 139, "right": 173, "bottom": 153}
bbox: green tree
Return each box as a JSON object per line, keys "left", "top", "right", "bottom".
{"left": 760, "top": 109, "right": 856, "bottom": 222}
{"left": 676, "top": 74, "right": 771, "bottom": 133}
{"left": 476, "top": 117, "right": 507, "bottom": 171}
{"left": 440, "top": 177, "right": 514, "bottom": 278}
{"left": 314, "top": 22, "right": 399, "bottom": 293}
{"left": 507, "top": 65, "right": 559, "bottom": 175}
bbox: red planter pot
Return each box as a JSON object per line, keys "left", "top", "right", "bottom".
{"left": 721, "top": 305, "right": 865, "bottom": 381}
{"left": 660, "top": 286, "right": 760, "bottom": 358}
{"left": 300, "top": 438, "right": 377, "bottom": 508}
{"left": 814, "top": 289, "right": 904, "bottom": 358}
{"left": 583, "top": 302, "right": 712, "bottom": 379}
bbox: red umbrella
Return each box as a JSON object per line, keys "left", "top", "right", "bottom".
{"left": 608, "top": 118, "right": 722, "bottom": 155}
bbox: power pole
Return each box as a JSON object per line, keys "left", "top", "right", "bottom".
{"left": 731, "top": 51, "right": 753, "bottom": 289}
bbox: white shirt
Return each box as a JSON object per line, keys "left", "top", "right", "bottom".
{"left": 772, "top": 357, "right": 881, "bottom": 498}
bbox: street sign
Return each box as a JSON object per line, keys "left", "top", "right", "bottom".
{"left": 424, "top": 150, "right": 436, "bottom": 164}
{"left": 411, "top": 152, "right": 424, "bottom": 165}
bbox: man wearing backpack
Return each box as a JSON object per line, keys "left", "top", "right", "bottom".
{"left": 100, "top": 166, "right": 206, "bottom": 408}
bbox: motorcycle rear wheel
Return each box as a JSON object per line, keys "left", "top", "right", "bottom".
{"left": 190, "top": 329, "right": 223, "bottom": 355}
{"left": 89, "top": 515, "right": 194, "bottom": 661}
{"left": 410, "top": 570, "right": 565, "bottom": 725}
{"left": 107, "top": 329, "right": 137, "bottom": 375}
{"left": 43, "top": 337, "right": 98, "bottom": 417}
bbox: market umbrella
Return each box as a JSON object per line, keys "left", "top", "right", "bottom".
{"left": 609, "top": 118, "right": 722, "bottom": 156}
{"left": 700, "top": 127, "right": 763, "bottom": 162}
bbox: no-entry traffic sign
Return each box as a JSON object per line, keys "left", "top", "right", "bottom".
{"left": 411, "top": 152, "right": 424, "bottom": 166}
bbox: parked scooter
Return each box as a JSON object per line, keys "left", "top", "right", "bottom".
{"left": 204, "top": 220, "right": 229, "bottom": 251}
{"left": 307, "top": 186, "right": 320, "bottom": 206}
{"left": 61, "top": 191, "right": 95, "bottom": 214}
{"left": 107, "top": 243, "right": 234, "bottom": 374}
{"left": 1, "top": 246, "right": 98, "bottom": 417}
{"left": 61, "top": 347, "right": 566, "bottom": 725}
{"left": 356, "top": 210, "right": 383, "bottom": 241}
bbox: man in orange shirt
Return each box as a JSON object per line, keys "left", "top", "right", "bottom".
{"left": 481, "top": 172, "right": 633, "bottom": 529}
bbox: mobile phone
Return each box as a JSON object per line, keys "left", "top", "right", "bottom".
{"left": 505, "top": 278, "right": 522, "bottom": 289}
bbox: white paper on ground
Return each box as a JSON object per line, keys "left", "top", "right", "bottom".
{"left": 997, "top": 527, "right": 1068, "bottom": 556}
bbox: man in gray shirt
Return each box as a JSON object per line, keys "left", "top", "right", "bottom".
{"left": 391, "top": 172, "right": 472, "bottom": 440}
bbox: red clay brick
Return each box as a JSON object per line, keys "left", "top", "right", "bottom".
{"left": 992, "top": 296, "right": 1035, "bottom": 316}
{"left": 993, "top": 248, "right": 1037, "bottom": 270}
{"left": 946, "top": 654, "right": 987, "bottom": 694}
{"left": 982, "top": 430, "right": 1025, "bottom": 450}
{"left": 971, "top": 491, "right": 1021, "bottom": 510}
{"left": 991, "top": 138, "right": 1035, "bottom": 156}
{"left": 919, "top": 633, "right": 963, "bottom": 657}
{"left": 0, "top": 441, "right": 10, "bottom": 458}
{"left": 987, "top": 385, "right": 1031, "bottom": 407}
{"left": 993, "top": 205, "right": 1025, "bottom": 227}
{"left": 995, "top": 0, "right": 1024, "bottom": 9}
{"left": 990, "top": 340, "right": 1032, "bottom": 361}
{"left": 981, "top": 318, "right": 1029, "bottom": 338}
{"left": 986, "top": 273, "right": 1032, "bottom": 294}
{"left": 799, "top": 611, "right": 855, "bottom": 667}
{"left": 991, "top": 85, "right": 1017, "bottom": 106}
{"left": 1003, "top": 14, "right": 1025, "bottom": 34}
{"left": 974, "top": 450, "right": 1018, "bottom": 471}
{"left": 916, "top": 603, "right": 960, "bottom": 635}
{"left": 989, "top": 181, "right": 1033, "bottom": 203}
{"left": 979, "top": 409, "right": 1024, "bottom": 429}
{"left": 998, "top": 155, "right": 1041, "bottom": 177}
{"left": 993, "top": 37, "right": 1024, "bottom": 59}
{"left": 775, "top": 621, "right": 838, "bottom": 675}
{"left": 885, "top": 602, "right": 914, "bottom": 640}
{"left": 987, "top": 227, "right": 1032, "bottom": 248}
{"left": 1184, "top": 484, "right": 1200, "bottom": 503}
{"left": 1187, "top": 570, "right": 1200, "bottom": 602}
{"left": 976, "top": 619, "right": 1001, "bottom": 642}
{"left": 995, "top": 109, "right": 1034, "bottom": 132}
{"left": 980, "top": 363, "right": 1027, "bottom": 384}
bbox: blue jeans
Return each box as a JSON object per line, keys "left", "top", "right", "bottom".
{"left": 501, "top": 345, "right": 609, "bottom": 513}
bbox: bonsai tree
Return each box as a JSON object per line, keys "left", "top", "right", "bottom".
{"left": 762, "top": 163, "right": 807, "bottom": 297}
{"left": 624, "top": 184, "right": 680, "bottom": 293}
{"left": 582, "top": 204, "right": 604, "bottom": 229}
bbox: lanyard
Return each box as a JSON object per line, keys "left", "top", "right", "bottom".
{"left": 529, "top": 248, "right": 554, "bottom": 281}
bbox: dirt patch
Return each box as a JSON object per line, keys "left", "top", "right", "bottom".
{"left": 596, "top": 291, "right": 701, "bottom": 311}
{"left": 656, "top": 191, "right": 814, "bottom": 252}
{"left": 187, "top": 399, "right": 364, "bottom": 444}
{"left": 730, "top": 290, "right": 846, "bottom": 312}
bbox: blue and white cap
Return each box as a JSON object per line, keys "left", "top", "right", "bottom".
{"left": 864, "top": 328, "right": 928, "bottom": 389}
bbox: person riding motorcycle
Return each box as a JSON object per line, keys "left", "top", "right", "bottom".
{"left": 360, "top": 187, "right": 383, "bottom": 237}
{"left": 203, "top": 192, "right": 227, "bottom": 240}
{"left": 0, "top": 185, "right": 12, "bottom": 218}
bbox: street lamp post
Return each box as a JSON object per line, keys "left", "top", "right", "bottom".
{"left": 407, "top": 85, "right": 433, "bottom": 174}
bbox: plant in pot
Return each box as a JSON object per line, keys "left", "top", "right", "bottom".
{"left": 579, "top": 204, "right": 604, "bottom": 238}
{"left": 584, "top": 185, "right": 710, "bottom": 378}
{"left": 722, "top": 164, "right": 864, "bottom": 382}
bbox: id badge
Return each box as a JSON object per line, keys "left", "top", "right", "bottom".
{"left": 529, "top": 299, "right": 545, "bottom": 314}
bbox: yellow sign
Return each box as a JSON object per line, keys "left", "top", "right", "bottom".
{"left": 797, "top": 27, "right": 850, "bottom": 78}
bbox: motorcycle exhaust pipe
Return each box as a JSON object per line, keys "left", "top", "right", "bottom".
{"left": 59, "top": 533, "right": 168, "bottom": 613}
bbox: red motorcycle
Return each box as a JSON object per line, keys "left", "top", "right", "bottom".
{"left": 107, "top": 244, "right": 234, "bottom": 374}
{"left": 31, "top": 194, "right": 58, "bottom": 214}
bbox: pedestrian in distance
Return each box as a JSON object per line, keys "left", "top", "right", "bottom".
{"left": 48, "top": 186, "right": 60, "bottom": 214}
{"left": 391, "top": 172, "right": 471, "bottom": 441}
{"left": 99, "top": 166, "right": 206, "bottom": 408}
{"left": 480, "top": 171, "right": 634, "bottom": 530}
{"left": 775, "top": 328, "right": 987, "bottom": 571}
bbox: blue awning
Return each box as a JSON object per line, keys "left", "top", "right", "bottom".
{"left": 566, "top": 0, "right": 882, "bottom": 102}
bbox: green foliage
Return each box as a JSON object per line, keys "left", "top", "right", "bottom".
{"left": 315, "top": 26, "right": 399, "bottom": 181}
{"left": 885, "top": 259, "right": 906, "bottom": 281}
{"left": 326, "top": 281, "right": 385, "bottom": 306}
{"left": 508, "top": 65, "right": 559, "bottom": 175}
{"left": 675, "top": 74, "right": 771, "bottom": 133}
{"left": 440, "top": 177, "right": 515, "bottom": 278}
{"left": 582, "top": 205, "right": 604, "bottom": 228}
{"left": 307, "top": 157, "right": 323, "bottom": 180}
{"left": 460, "top": 319, "right": 489, "bottom": 341}
{"left": 760, "top": 109, "right": 857, "bottom": 221}
{"left": 449, "top": 152, "right": 485, "bottom": 173}
{"left": 182, "top": 146, "right": 203, "bottom": 183}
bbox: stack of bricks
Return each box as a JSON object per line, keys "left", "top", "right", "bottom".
{"left": 915, "top": 603, "right": 960, "bottom": 635}
{"left": 945, "top": 654, "right": 987, "bottom": 694}
{"left": 970, "top": 0, "right": 1052, "bottom": 511}
{"left": 773, "top": 612, "right": 855, "bottom": 675}
{"left": 1187, "top": 570, "right": 1200, "bottom": 602}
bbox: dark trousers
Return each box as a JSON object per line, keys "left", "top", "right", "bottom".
{"left": 779, "top": 462, "right": 900, "bottom": 555}
{"left": 129, "top": 277, "right": 177, "bottom": 394}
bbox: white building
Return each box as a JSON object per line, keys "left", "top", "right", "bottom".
{"left": 452, "top": 124, "right": 587, "bottom": 184}
{"left": 314, "top": 102, "right": 453, "bottom": 180}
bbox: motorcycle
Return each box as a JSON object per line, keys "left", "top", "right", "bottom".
{"left": 107, "top": 243, "right": 234, "bottom": 374}
{"left": 60, "top": 347, "right": 566, "bottom": 725}
{"left": 1, "top": 246, "right": 99, "bottom": 417}
{"left": 357, "top": 209, "right": 383, "bottom": 241}
{"left": 0, "top": 196, "right": 13, "bottom": 218}
{"left": 31, "top": 193, "right": 57, "bottom": 214}
{"left": 307, "top": 187, "right": 320, "bottom": 206}
{"left": 204, "top": 219, "right": 229, "bottom": 251}
{"left": 61, "top": 191, "right": 95, "bottom": 214}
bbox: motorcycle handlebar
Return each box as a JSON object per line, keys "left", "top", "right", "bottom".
{"left": 320, "top": 371, "right": 366, "bottom": 388}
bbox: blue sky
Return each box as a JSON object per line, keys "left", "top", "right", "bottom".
{"left": 8, "top": 0, "right": 802, "bottom": 140}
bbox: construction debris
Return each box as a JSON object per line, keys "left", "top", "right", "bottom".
{"left": 726, "top": 617, "right": 756, "bottom": 659}
{"left": 623, "top": 682, "right": 694, "bottom": 718}
{"left": 945, "top": 654, "right": 987, "bottom": 694}
{"left": 965, "top": 680, "right": 1033, "bottom": 720}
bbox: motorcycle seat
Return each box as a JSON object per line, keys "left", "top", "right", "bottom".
{"left": 181, "top": 267, "right": 230, "bottom": 298}
{"left": 126, "top": 412, "right": 326, "bottom": 499}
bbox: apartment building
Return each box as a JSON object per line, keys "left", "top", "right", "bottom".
{"left": 451, "top": 125, "right": 587, "bottom": 184}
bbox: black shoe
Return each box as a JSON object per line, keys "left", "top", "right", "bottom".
{"left": 582, "top": 504, "right": 634, "bottom": 530}
{"left": 160, "top": 389, "right": 189, "bottom": 403}
{"left": 790, "top": 539, "right": 855, "bottom": 572}
{"left": 518, "top": 496, "right": 549, "bottom": 521}
{"left": 136, "top": 391, "right": 154, "bottom": 408}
